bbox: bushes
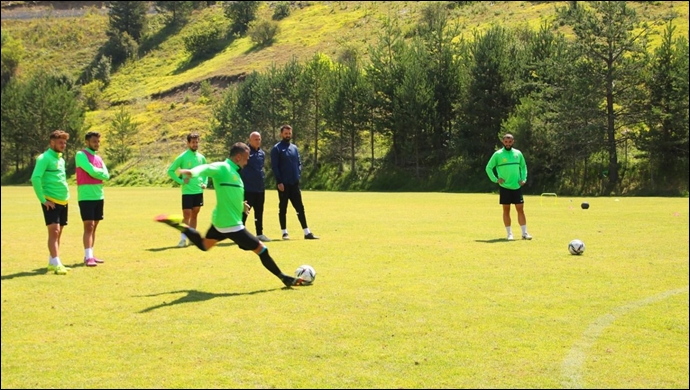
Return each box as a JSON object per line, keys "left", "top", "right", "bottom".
{"left": 182, "top": 20, "right": 224, "bottom": 59}
{"left": 103, "top": 30, "right": 138, "bottom": 66}
{"left": 272, "top": 1, "right": 291, "bottom": 20}
{"left": 248, "top": 19, "right": 279, "bottom": 46}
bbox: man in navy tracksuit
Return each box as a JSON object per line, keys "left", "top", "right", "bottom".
{"left": 270, "top": 124, "right": 319, "bottom": 240}
{"left": 240, "top": 131, "right": 272, "bottom": 242}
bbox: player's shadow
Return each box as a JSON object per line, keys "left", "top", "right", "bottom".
{"left": 1, "top": 262, "right": 87, "bottom": 280}
{"left": 145, "top": 241, "right": 240, "bottom": 252}
{"left": 475, "top": 238, "right": 511, "bottom": 244}
{"left": 135, "top": 288, "right": 282, "bottom": 313}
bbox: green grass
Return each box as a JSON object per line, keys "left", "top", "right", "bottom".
{"left": 1, "top": 187, "right": 688, "bottom": 388}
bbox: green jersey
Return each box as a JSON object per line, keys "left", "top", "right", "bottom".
{"left": 31, "top": 148, "right": 69, "bottom": 205}
{"left": 188, "top": 159, "right": 244, "bottom": 229}
{"left": 168, "top": 149, "right": 208, "bottom": 195}
{"left": 485, "top": 147, "right": 527, "bottom": 190}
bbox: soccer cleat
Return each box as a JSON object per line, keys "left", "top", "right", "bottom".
{"left": 94, "top": 258, "right": 104, "bottom": 264}
{"left": 154, "top": 214, "right": 189, "bottom": 232}
{"left": 281, "top": 274, "right": 306, "bottom": 288}
{"left": 304, "top": 233, "right": 319, "bottom": 240}
{"left": 507, "top": 234, "right": 514, "bottom": 241}
{"left": 177, "top": 239, "right": 187, "bottom": 248}
{"left": 84, "top": 258, "right": 98, "bottom": 267}
{"left": 47, "top": 264, "right": 70, "bottom": 275}
{"left": 522, "top": 233, "right": 533, "bottom": 240}
{"left": 282, "top": 233, "right": 290, "bottom": 240}
{"left": 257, "top": 234, "right": 272, "bottom": 242}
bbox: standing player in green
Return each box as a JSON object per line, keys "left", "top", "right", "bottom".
{"left": 31, "top": 130, "right": 71, "bottom": 275}
{"left": 485, "top": 133, "right": 533, "bottom": 241}
{"left": 167, "top": 133, "right": 207, "bottom": 247}
{"left": 75, "top": 131, "right": 110, "bottom": 267}
{"left": 155, "top": 142, "right": 307, "bottom": 288}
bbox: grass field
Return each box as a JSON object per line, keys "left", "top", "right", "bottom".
{"left": 1, "top": 186, "right": 688, "bottom": 388}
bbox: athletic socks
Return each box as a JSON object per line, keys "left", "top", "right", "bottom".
{"left": 505, "top": 226, "right": 513, "bottom": 236}
{"left": 85, "top": 248, "right": 93, "bottom": 259}
{"left": 258, "top": 247, "right": 282, "bottom": 277}
{"left": 521, "top": 225, "right": 528, "bottom": 235}
{"left": 184, "top": 228, "right": 206, "bottom": 251}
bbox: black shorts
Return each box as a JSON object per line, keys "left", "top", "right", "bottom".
{"left": 499, "top": 187, "right": 524, "bottom": 205}
{"left": 182, "top": 193, "right": 204, "bottom": 210}
{"left": 205, "top": 225, "right": 260, "bottom": 251}
{"left": 41, "top": 203, "right": 68, "bottom": 226}
{"left": 79, "top": 200, "right": 104, "bottom": 221}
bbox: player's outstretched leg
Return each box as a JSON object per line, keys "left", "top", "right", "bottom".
{"left": 155, "top": 214, "right": 188, "bottom": 231}
{"left": 155, "top": 214, "right": 207, "bottom": 251}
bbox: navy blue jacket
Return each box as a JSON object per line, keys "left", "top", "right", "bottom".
{"left": 271, "top": 140, "right": 301, "bottom": 185}
{"left": 240, "top": 146, "right": 266, "bottom": 192}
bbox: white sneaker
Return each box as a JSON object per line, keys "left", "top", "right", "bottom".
{"left": 507, "top": 234, "right": 514, "bottom": 241}
{"left": 257, "top": 234, "right": 272, "bottom": 242}
{"left": 522, "top": 233, "right": 533, "bottom": 240}
{"left": 177, "top": 239, "right": 187, "bottom": 247}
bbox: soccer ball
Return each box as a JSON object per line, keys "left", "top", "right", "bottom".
{"left": 568, "top": 239, "right": 585, "bottom": 255}
{"left": 295, "top": 264, "right": 316, "bottom": 284}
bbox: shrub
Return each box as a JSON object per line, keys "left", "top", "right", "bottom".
{"left": 272, "top": 1, "right": 291, "bottom": 20}
{"left": 182, "top": 21, "right": 224, "bottom": 59}
{"left": 248, "top": 19, "right": 279, "bottom": 46}
{"left": 103, "top": 30, "right": 138, "bottom": 66}
{"left": 81, "top": 80, "right": 104, "bottom": 111}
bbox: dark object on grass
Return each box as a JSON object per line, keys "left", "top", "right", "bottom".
{"left": 581, "top": 202, "right": 590, "bottom": 209}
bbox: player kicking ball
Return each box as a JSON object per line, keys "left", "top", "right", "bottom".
{"left": 155, "top": 142, "right": 305, "bottom": 288}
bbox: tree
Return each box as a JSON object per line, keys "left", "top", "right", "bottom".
{"left": 636, "top": 21, "right": 690, "bottom": 193}
{"left": 105, "top": 107, "right": 139, "bottom": 165}
{"left": 223, "top": 1, "right": 260, "bottom": 35}
{"left": 557, "top": 1, "right": 651, "bottom": 194}
{"left": 416, "top": 2, "right": 463, "bottom": 165}
{"left": 302, "top": 53, "right": 334, "bottom": 167}
{"left": 324, "top": 58, "right": 371, "bottom": 174}
{"left": 108, "top": 1, "right": 148, "bottom": 42}
{"left": 154, "top": 1, "right": 194, "bottom": 26}
{"left": 366, "top": 16, "right": 405, "bottom": 165}
{"left": 459, "top": 25, "right": 517, "bottom": 162}
{"left": 210, "top": 83, "right": 242, "bottom": 152}
{"left": 1, "top": 31, "right": 24, "bottom": 90}
{"left": 1, "top": 71, "right": 84, "bottom": 175}
{"left": 392, "top": 39, "right": 435, "bottom": 178}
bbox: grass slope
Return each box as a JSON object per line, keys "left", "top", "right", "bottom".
{"left": 2, "top": 1, "right": 689, "bottom": 184}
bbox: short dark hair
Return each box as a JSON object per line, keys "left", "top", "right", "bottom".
{"left": 229, "top": 142, "right": 249, "bottom": 157}
{"left": 50, "top": 130, "right": 69, "bottom": 140}
{"left": 280, "top": 124, "right": 292, "bottom": 132}
{"left": 85, "top": 131, "right": 100, "bottom": 141}
{"left": 187, "top": 133, "right": 200, "bottom": 142}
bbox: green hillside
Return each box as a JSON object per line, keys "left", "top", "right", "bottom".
{"left": 2, "top": 1, "right": 689, "bottom": 187}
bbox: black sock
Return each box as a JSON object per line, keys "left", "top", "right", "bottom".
{"left": 258, "top": 248, "right": 283, "bottom": 278}
{"left": 184, "top": 228, "right": 207, "bottom": 251}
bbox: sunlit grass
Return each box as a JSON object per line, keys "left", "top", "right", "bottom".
{"left": 1, "top": 187, "right": 688, "bottom": 388}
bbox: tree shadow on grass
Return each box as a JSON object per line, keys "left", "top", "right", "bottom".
{"left": 135, "top": 288, "right": 284, "bottom": 313}
{"left": 475, "top": 238, "right": 511, "bottom": 244}
{"left": 173, "top": 32, "right": 237, "bottom": 75}
{"left": 1, "top": 262, "right": 86, "bottom": 280}
{"left": 139, "top": 22, "right": 184, "bottom": 57}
